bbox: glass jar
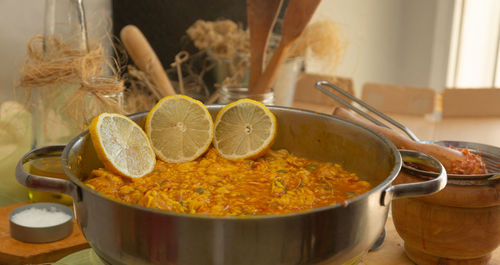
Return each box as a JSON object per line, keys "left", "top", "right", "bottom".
{"left": 217, "top": 86, "right": 274, "bottom": 105}
{"left": 272, "top": 56, "right": 303, "bottom": 106}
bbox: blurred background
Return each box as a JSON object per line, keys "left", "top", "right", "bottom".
{"left": 0, "top": 1, "right": 499, "bottom": 201}
{"left": 1, "top": 0, "right": 499, "bottom": 101}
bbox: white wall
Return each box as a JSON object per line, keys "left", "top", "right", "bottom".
{"left": 396, "top": 0, "right": 437, "bottom": 86}
{"left": 1, "top": 0, "right": 453, "bottom": 100}
{"left": 312, "top": 0, "right": 454, "bottom": 95}
{"left": 0, "top": 0, "right": 44, "bottom": 103}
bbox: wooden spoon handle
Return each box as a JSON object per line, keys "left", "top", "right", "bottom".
{"left": 252, "top": 0, "right": 321, "bottom": 94}
{"left": 247, "top": 0, "right": 283, "bottom": 91}
{"left": 120, "top": 25, "right": 176, "bottom": 98}
{"left": 333, "top": 107, "right": 415, "bottom": 149}
{"left": 333, "top": 107, "right": 464, "bottom": 170}
{"left": 252, "top": 42, "right": 291, "bottom": 94}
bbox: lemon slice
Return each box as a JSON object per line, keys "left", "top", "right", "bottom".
{"left": 89, "top": 113, "right": 156, "bottom": 178}
{"left": 213, "top": 99, "right": 277, "bottom": 160}
{"left": 145, "top": 95, "right": 214, "bottom": 163}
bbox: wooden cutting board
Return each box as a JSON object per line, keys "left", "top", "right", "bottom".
{"left": 0, "top": 202, "right": 89, "bottom": 265}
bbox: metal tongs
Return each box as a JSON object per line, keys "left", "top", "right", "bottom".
{"left": 315, "top": 80, "right": 500, "bottom": 180}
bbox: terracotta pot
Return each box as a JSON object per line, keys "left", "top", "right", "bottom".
{"left": 392, "top": 170, "right": 500, "bottom": 265}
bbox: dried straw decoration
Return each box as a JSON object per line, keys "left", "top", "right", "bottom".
{"left": 187, "top": 19, "right": 249, "bottom": 61}
{"left": 185, "top": 18, "right": 347, "bottom": 89}
{"left": 123, "top": 64, "right": 157, "bottom": 112}
{"left": 288, "top": 20, "right": 347, "bottom": 76}
{"left": 18, "top": 34, "right": 125, "bottom": 129}
{"left": 186, "top": 19, "right": 251, "bottom": 89}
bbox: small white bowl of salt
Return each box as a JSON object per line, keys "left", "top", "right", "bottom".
{"left": 9, "top": 202, "right": 73, "bottom": 243}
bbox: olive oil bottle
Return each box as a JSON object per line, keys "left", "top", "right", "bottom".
{"left": 28, "top": 0, "right": 89, "bottom": 205}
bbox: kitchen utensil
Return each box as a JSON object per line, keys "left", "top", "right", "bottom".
{"left": 333, "top": 107, "right": 463, "bottom": 172}
{"left": 247, "top": 0, "right": 283, "bottom": 91}
{"left": 120, "top": 25, "right": 176, "bottom": 98}
{"left": 253, "top": 0, "right": 321, "bottom": 94}
{"left": 315, "top": 80, "right": 500, "bottom": 179}
{"left": 16, "top": 106, "right": 446, "bottom": 265}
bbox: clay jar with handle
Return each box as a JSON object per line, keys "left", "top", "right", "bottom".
{"left": 392, "top": 169, "right": 500, "bottom": 265}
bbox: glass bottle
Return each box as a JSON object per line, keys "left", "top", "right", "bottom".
{"left": 29, "top": 0, "right": 123, "bottom": 205}
{"left": 28, "top": 0, "right": 89, "bottom": 205}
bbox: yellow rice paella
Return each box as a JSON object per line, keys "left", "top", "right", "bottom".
{"left": 85, "top": 147, "right": 372, "bottom": 216}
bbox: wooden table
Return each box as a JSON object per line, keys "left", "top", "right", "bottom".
{"left": 293, "top": 101, "right": 500, "bottom": 264}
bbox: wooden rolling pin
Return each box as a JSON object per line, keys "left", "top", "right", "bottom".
{"left": 120, "top": 25, "right": 176, "bottom": 98}
{"left": 332, "top": 107, "right": 465, "bottom": 171}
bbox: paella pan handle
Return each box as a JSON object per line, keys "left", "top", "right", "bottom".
{"left": 381, "top": 150, "right": 447, "bottom": 206}
{"left": 15, "top": 145, "right": 79, "bottom": 200}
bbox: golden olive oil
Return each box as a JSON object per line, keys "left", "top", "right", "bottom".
{"left": 28, "top": 156, "right": 73, "bottom": 205}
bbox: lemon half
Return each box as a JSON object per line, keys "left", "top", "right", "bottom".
{"left": 145, "top": 95, "right": 214, "bottom": 163}
{"left": 213, "top": 99, "right": 277, "bottom": 160}
{"left": 89, "top": 113, "right": 156, "bottom": 178}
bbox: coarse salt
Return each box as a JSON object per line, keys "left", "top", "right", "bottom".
{"left": 11, "top": 206, "right": 72, "bottom": 227}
